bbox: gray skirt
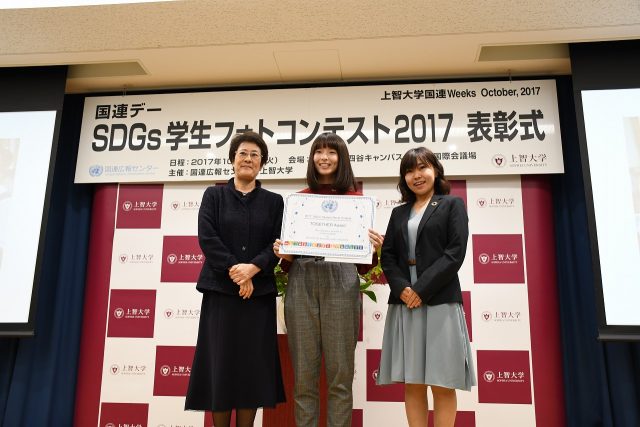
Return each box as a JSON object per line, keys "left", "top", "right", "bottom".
{"left": 376, "top": 302, "right": 476, "bottom": 391}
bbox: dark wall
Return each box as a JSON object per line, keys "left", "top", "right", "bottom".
{"left": 569, "top": 40, "right": 640, "bottom": 339}
{"left": 0, "top": 66, "right": 68, "bottom": 335}
{"left": 571, "top": 40, "right": 640, "bottom": 90}
{"left": 0, "top": 67, "right": 67, "bottom": 112}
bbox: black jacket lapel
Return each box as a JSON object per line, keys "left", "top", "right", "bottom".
{"left": 416, "top": 195, "right": 443, "bottom": 237}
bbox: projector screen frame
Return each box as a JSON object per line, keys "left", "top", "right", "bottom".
{"left": 570, "top": 41, "right": 640, "bottom": 341}
{"left": 0, "top": 66, "right": 66, "bottom": 337}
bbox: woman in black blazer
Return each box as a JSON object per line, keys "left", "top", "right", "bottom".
{"left": 185, "top": 131, "right": 285, "bottom": 427}
{"left": 377, "top": 147, "right": 475, "bottom": 427}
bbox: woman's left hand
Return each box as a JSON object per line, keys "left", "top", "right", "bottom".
{"left": 229, "top": 263, "right": 260, "bottom": 284}
{"left": 238, "top": 279, "right": 254, "bottom": 299}
{"left": 368, "top": 229, "right": 384, "bottom": 250}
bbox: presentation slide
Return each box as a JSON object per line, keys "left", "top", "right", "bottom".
{"left": 581, "top": 89, "right": 640, "bottom": 327}
{"left": 0, "top": 111, "right": 56, "bottom": 325}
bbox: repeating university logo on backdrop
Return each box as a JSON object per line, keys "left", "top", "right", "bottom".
{"left": 153, "top": 346, "right": 196, "bottom": 397}
{"left": 109, "top": 363, "right": 148, "bottom": 376}
{"left": 119, "top": 252, "right": 155, "bottom": 264}
{"left": 477, "top": 350, "right": 532, "bottom": 404}
{"left": 170, "top": 199, "right": 201, "bottom": 211}
{"left": 481, "top": 310, "right": 523, "bottom": 323}
{"left": 163, "top": 306, "right": 200, "bottom": 320}
{"left": 160, "top": 236, "right": 204, "bottom": 283}
{"left": 116, "top": 184, "right": 164, "bottom": 229}
{"left": 107, "top": 289, "right": 157, "bottom": 338}
{"left": 476, "top": 196, "right": 516, "bottom": 209}
{"left": 472, "top": 234, "right": 525, "bottom": 283}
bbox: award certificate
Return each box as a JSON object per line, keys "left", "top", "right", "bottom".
{"left": 280, "top": 193, "right": 376, "bottom": 263}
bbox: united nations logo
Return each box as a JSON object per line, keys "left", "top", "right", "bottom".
{"left": 88, "top": 165, "right": 103, "bottom": 177}
{"left": 321, "top": 199, "right": 338, "bottom": 213}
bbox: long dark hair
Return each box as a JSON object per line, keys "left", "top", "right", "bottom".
{"left": 398, "top": 147, "right": 450, "bottom": 203}
{"left": 306, "top": 132, "right": 358, "bottom": 193}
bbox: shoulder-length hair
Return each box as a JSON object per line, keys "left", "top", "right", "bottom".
{"left": 306, "top": 132, "right": 358, "bottom": 193}
{"left": 228, "top": 131, "right": 269, "bottom": 167}
{"left": 397, "top": 147, "right": 450, "bottom": 203}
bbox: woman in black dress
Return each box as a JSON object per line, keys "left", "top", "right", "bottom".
{"left": 185, "top": 131, "right": 285, "bottom": 427}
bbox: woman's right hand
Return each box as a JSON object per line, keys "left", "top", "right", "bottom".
{"left": 273, "top": 239, "right": 293, "bottom": 262}
{"left": 400, "top": 287, "right": 422, "bottom": 309}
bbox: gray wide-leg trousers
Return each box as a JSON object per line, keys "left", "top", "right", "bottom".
{"left": 285, "top": 258, "right": 360, "bottom": 427}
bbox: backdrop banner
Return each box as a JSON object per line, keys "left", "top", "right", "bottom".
{"left": 74, "top": 176, "right": 565, "bottom": 427}
{"left": 74, "top": 80, "right": 563, "bottom": 183}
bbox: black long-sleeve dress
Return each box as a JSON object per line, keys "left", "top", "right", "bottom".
{"left": 185, "top": 179, "right": 285, "bottom": 411}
